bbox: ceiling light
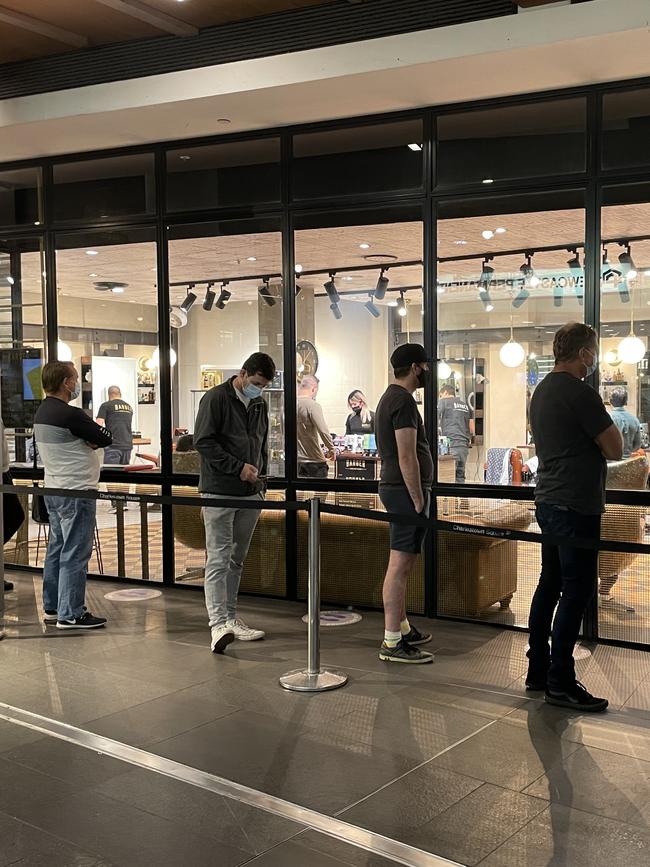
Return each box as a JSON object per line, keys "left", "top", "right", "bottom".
{"left": 151, "top": 348, "right": 177, "bottom": 368}
{"left": 85, "top": 250, "right": 98, "bottom": 256}
{"left": 438, "top": 361, "right": 452, "bottom": 380}
{"left": 295, "top": 264, "right": 303, "bottom": 273}
{"left": 480, "top": 259, "right": 494, "bottom": 288}
{"left": 215, "top": 283, "right": 232, "bottom": 309}
{"left": 111, "top": 286, "right": 125, "bottom": 294}
{"left": 6, "top": 276, "right": 14, "bottom": 285}
{"left": 619, "top": 334, "right": 646, "bottom": 364}
{"left": 136, "top": 316, "right": 144, "bottom": 322}
{"left": 618, "top": 245, "right": 638, "bottom": 280}
{"left": 365, "top": 297, "right": 381, "bottom": 318}
{"left": 359, "top": 243, "right": 370, "bottom": 250}
{"left": 470, "top": 323, "right": 476, "bottom": 328}
{"left": 179, "top": 155, "right": 191, "bottom": 161}
{"left": 454, "top": 240, "right": 467, "bottom": 245}
{"left": 330, "top": 302, "right": 342, "bottom": 320}
{"left": 397, "top": 292, "right": 407, "bottom": 317}
{"left": 495, "top": 227, "right": 506, "bottom": 234}
{"left": 567, "top": 249, "right": 584, "bottom": 305}
{"left": 88, "top": 272, "right": 98, "bottom": 277}
{"left": 482, "top": 178, "right": 494, "bottom": 184}
{"left": 57, "top": 340, "right": 73, "bottom": 362}
{"left": 374, "top": 269, "right": 389, "bottom": 300}
{"left": 247, "top": 256, "right": 257, "bottom": 262}
{"left": 482, "top": 230, "right": 494, "bottom": 240}
{"left": 324, "top": 275, "right": 340, "bottom": 304}
{"left": 203, "top": 283, "right": 216, "bottom": 311}
{"left": 342, "top": 276, "right": 354, "bottom": 281}
{"left": 180, "top": 286, "right": 197, "bottom": 312}
{"left": 258, "top": 279, "right": 276, "bottom": 307}
{"left": 408, "top": 143, "right": 423, "bottom": 151}
{"left": 500, "top": 337, "right": 526, "bottom": 368}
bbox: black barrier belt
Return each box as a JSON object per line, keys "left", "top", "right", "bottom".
{"left": 317, "top": 501, "right": 650, "bottom": 557}
{"left": 0, "top": 483, "right": 306, "bottom": 513}
{"left": 3, "top": 483, "right": 648, "bottom": 556}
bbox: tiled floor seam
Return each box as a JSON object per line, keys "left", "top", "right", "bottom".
{"left": 0, "top": 702, "right": 464, "bottom": 867}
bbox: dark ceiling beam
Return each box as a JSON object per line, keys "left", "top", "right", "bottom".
{"left": 93, "top": 0, "right": 198, "bottom": 38}
{"left": 0, "top": 5, "right": 88, "bottom": 48}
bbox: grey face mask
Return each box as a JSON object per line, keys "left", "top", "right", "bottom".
{"left": 581, "top": 349, "right": 597, "bottom": 377}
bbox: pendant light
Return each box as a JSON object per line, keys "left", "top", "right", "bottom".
{"left": 618, "top": 272, "right": 646, "bottom": 364}
{"left": 499, "top": 317, "right": 526, "bottom": 368}
{"left": 438, "top": 360, "right": 452, "bottom": 380}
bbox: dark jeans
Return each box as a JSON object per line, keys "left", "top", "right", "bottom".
{"left": 528, "top": 503, "right": 601, "bottom": 689}
{"left": 104, "top": 447, "right": 132, "bottom": 466}
{"left": 450, "top": 445, "right": 469, "bottom": 484}
{"left": 298, "top": 461, "right": 328, "bottom": 479}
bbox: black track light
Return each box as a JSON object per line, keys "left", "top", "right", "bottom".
{"left": 479, "top": 259, "right": 494, "bottom": 312}
{"left": 203, "top": 282, "right": 216, "bottom": 311}
{"left": 324, "top": 273, "right": 340, "bottom": 304}
{"left": 519, "top": 254, "right": 540, "bottom": 289}
{"left": 617, "top": 278, "right": 631, "bottom": 304}
{"left": 365, "top": 294, "right": 381, "bottom": 318}
{"left": 375, "top": 269, "right": 389, "bottom": 300}
{"left": 567, "top": 249, "right": 584, "bottom": 306}
{"left": 330, "top": 302, "right": 342, "bottom": 320}
{"left": 512, "top": 285, "right": 529, "bottom": 309}
{"left": 180, "top": 285, "right": 197, "bottom": 312}
{"left": 479, "top": 289, "right": 494, "bottom": 312}
{"left": 396, "top": 292, "right": 407, "bottom": 318}
{"left": 258, "top": 279, "right": 276, "bottom": 307}
{"left": 618, "top": 244, "right": 638, "bottom": 279}
{"left": 553, "top": 282, "right": 564, "bottom": 307}
{"left": 215, "top": 282, "right": 231, "bottom": 310}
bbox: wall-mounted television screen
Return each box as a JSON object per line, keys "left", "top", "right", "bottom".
{"left": 0, "top": 348, "right": 43, "bottom": 428}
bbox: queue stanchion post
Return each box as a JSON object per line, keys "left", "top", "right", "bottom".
{"left": 280, "top": 497, "right": 348, "bottom": 692}
{"left": 0, "top": 374, "right": 4, "bottom": 641}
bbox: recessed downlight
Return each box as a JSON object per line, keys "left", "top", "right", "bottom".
{"left": 85, "top": 250, "right": 98, "bottom": 256}
{"left": 359, "top": 243, "right": 370, "bottom": 250}
{"left": 247, "top": 256, "right": 257, "bottom": 262}
{"left": 408, "top": 143, "right": 423, "bottom": 151}
{"left": 482, "top": 178, "right": 495, "bottom": 184}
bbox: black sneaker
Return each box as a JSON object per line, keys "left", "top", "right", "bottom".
{"left": 545, "top": 681, "right": 608, "bottom": 713}
{"left": 43, "top": 610, "right": 58, "bottom": 624}
{"left": 56, "top": 611, "right": 107, "bottom": 630}
{"left": 379, "top": 638, "right": 433, "bottom": 664}
{"left": 402, "top": 625, "right": 432, "bottom": 646}
{"left": 525, "top": 666, "right": 549, "bottom": 691}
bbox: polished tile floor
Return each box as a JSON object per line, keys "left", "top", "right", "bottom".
{"left": 2, "top": 573, "right": 650, "bottom": 866}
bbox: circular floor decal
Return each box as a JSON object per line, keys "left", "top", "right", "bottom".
{"left": 301, "top": 610, "right": 362, "bottom": 627}
{"left": 104, "top": 588, "right": 162, "bottom": 602}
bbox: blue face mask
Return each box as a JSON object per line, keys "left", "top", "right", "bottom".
{"left": 242, "top": 382, "right": 263, "bottom": 399}
{"left": 581, "top": 348, "right": 597, "bottom": 378}
{"left": 69, "top": 382, "right": 80, "bottom": 401}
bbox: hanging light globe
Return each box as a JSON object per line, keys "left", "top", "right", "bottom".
{"left": 438, "top": 361, "right": 452, "bottom": 380}
{"left": 618, "top": 335, "right": 646, "bottom": 365}
{"left": 149, "top": 347, "right": 177, "bottom": 368}
{"left": 499, "top": 339, "right": 526, "bottom": 368}
{"left": 57, "top": 340, "right": 73, "bottom": 362}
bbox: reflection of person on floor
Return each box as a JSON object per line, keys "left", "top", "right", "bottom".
{"left": 345, "top": 390, "right": 375, "bottom": 435}
{"left": 608, "top": 387, "right": 641, "bottom": 458}
{"left": 194, "top": 352, "right": 276, "bottom": 654}
{"left": 375, "top": 343, "right": 434, "bottom": 665}
{"left": 97, "top": 385, "right": 134, "bottom": 512}
{"left": 34, "top": 361, "right": 112, "bottom": 630}
{"left": 528, "top": 323, "right": 622, "bottom": 712}
{"left": 297, "top": 375, "right": 335, "bottom": 478}
{"left": 438, "top": 383, "right": 474, "bottom": 484}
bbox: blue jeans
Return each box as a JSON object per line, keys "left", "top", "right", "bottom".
{"left": 528, "top": 503, "right": 601, "bottom": 689}
{"left": 104, "top": 447, "right": 132, "bottom": 465}
{"left": 43, "top": 496, "right": 96, "bottom": 621}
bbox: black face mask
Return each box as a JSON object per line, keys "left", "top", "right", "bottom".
{"left": 352, "top": 406, "right": 362, "bottom": 414}
{"left": 416, "top": 367, "right": 427, "bottom": 389}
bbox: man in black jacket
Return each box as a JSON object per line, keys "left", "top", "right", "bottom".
{"left": 194, "top": 352, "right": 276, "bottom": 653}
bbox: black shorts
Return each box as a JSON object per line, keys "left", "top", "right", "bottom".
{"left": 379, "top": 485, "right": 430, "bottom": 554}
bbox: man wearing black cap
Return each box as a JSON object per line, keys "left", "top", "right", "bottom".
{"left": 375, "top": 343, "right": 434, "bottom": 664}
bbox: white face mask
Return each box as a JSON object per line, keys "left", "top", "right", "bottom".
{"left": 581, "top": 348, "right": 597, "bottom": 378}
{"left": 68, "top": 381, "right": 80, "bottom": 401}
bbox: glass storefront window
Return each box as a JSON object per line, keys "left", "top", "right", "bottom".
{"left": 167, "top": 218, "right": 284, "bottom": 477}
{"left": 52, "top": 154, "right": 155, "bottom": 222}
{"left": 437, "top": 190, "right": 586, "bottom": 485}
{"left": 292, "top": 119, "right": 424, "bottom": 200}
{"left": 602, "top": 88, "right": 650, "bottom": 171}
{"left": 436, "top": 98, "right": 587, "bottom": 188}
{"left": 54, "top": 227, "right": 160, "bottom": 462}
{"left": 0, "top": 168, "right": 43, "bottom": 228}
{"left": 600, "top": 183, "right": 650, "bottom": 489}
{"left": 166, "top": 138, "right": 281, "bottom": 212}
{"left": 294, "top": 208, "right": 424, "bottom": 481}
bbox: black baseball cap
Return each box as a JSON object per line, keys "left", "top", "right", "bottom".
{"left": 390, "top": 343, "right": 429, "bottom": 370}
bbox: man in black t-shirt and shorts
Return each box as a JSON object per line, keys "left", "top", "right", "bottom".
{"left": 375, "top": 343, "right": 434, "bottom": 664}
{"left": 528, "top": 323, "right": 622, "bottom": 712}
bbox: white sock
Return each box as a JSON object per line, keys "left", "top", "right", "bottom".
{"left": 384, "top": 630, "right": 401, "bottom": 647}
{"left": 400, "top": 618, "right": 411, "bottom": 636}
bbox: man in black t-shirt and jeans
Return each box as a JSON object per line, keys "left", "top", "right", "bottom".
{"left": 97, "top": 386, "right": 134, "bottom": 467}
{"left": 375, "top": 343, "right": 434, "bottom": 664}
{"left": 528, "top": 323, "right": 622, "bottom": 712}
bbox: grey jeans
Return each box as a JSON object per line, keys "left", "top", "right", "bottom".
{"left": 202, "top": 492, "right": 263, "bottom": 628}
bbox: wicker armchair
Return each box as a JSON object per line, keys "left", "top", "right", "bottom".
{"left": 598, "top": 455, "right": 649, "bottom": 604}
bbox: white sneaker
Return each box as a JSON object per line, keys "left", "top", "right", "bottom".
{"left": 226, "top": 618, "right": 265, "bottom": 641}
{"left": 210, "top": 625, "right": 235, "bottom": 654}
{"left": 599, "top": 594, "right": 635, "bottom": 613}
